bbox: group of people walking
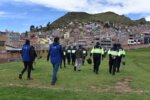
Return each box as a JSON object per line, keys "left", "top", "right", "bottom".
{"left": 90, "top": 42, "right": 126, "bottom": 75}
{"left": 19, "top": 37, "right": 126, "bottom": 85}
{"left": 60, "top": 45, "right": 88, "bottom": 71}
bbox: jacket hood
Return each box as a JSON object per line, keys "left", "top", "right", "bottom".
{"left": 53, "top": 42, "right": 59, "bottom": 46}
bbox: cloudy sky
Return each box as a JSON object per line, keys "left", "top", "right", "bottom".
{"left": 0, "top": 0, "right": 150, "bottom": 33}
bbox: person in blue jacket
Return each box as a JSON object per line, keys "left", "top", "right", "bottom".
{"left": 47, "top": 37, "right": 63, "bottom": 85}
{"left": 19, "top": 39, "right": 33, "bottom": 80}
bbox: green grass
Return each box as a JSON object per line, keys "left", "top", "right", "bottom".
{"left": 0, "top": 48, "right": 150, "bottom": 100}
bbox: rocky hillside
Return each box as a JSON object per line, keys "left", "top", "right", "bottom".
{"left": 50, "top": 11, "right": 149, "bottom": 29}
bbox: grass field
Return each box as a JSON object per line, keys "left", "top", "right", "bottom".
{"left": 0, "top": 48, "right": 150, "bottom": 100}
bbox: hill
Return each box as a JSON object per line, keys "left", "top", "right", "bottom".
{"left": 50, "top": 11, "right": 149, "bottom": 29}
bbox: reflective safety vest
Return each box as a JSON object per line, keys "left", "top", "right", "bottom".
{"left": 67, "top": 50, "right": 71, "bottom": 53}
{"left": 71, "top": 50, "right": 76, "bottom": 54}
{"left": 91, "top": 47, "right": 104, "bottom": 55}
{"left": 108, "top": 49, "right": 120, "bottom": 56}
{"left": 118, "top": 49, "right": 126, "bottom": 56}
{"left": 63, "top": 52, "right": 66, "bottom": 55}
{"left": 83, "top": 50, "right": 86, "bottom": 54}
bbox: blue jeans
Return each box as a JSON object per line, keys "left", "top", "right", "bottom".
{"left": 52, "top": 63, "right": 60, "bottom": 82}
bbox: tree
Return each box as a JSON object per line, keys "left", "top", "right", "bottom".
{"left": 30, "top": 25, "right": 35, "bottom": 32}
{"left": 47, "top": 22, "right": 51, "bottom": 30}
{"left": 35, "top": 26, "right": 39, "bottom": 31}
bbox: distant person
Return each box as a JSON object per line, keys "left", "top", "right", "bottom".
{"left": 30, "top": 46, "right": 37, "bottom": 70}
{"left": 90, "top": 42, "right": 104, "bottom": 74}
{"left": 66, "top": 46, "right": 72, "bottom": 65}
{"left": 47, "top": 37, "right": 63, "bottom": 85}
{"left": 71, "top": 46, "right": 76, "bottom": 66}
{"left": 116, "top": 44, "right": 126, "bottom": 72}
{"left": 102, "top": 48, "right": 108, "bottom": 60}
{"left": 74, "top": 45, "right": 83, "bottom": 71}
{"left": 108, "top": 44, "right": 120, "bottom": 75}
{"left": 19, "top": 39, "right": 33, "bottom": 80}
{"left": 60, "top": 47, "right": 67, "bottom": 68}
{"left": 82, "top": 48, "right": 88, "bottom": 65}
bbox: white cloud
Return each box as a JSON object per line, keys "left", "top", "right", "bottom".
{"left": 145, "top": 16, "right": 150, "bottom": 21}
{"left": 11, "top": 0, "right": 148, "bottom": 15}
{"left": 0, "top": 11, "right": 27, "bottom": 19}
{"left": 0, "top": 11, "right": 7, "bottom": 17}
{"left": 3, "top": 0, "right": 150, "bottom": 16}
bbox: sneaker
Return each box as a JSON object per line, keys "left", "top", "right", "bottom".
{"left": 19, "top": 74, "right": 22, "bottom": 80}
{"left": 51, "top": 81, "right": 56, "bottom": 85}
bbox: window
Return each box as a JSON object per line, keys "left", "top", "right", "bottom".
{"left": 0, "top": 41, "right": 5, "bottom": 46}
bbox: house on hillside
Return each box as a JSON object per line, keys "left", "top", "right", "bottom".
{"left": 100, "top": 37, "right": 112, "bottom": 48}
{"left": 142, "top": 31, "right": 150, "bottom": 44}
{"left": 0, "top": 37, "right": 6, "bottom": 51}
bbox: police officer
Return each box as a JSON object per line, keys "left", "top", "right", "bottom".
{"left": 82, "top": 48, "right": 88, "bottom": 65}
{"left": 90, "top": 42, "right": 104, "bottom": 74}
{"left": 116, "top": 44, "right": 126, "bottom": 72}
{"left": 66, "top": 46, "right": 71, "bottom": 65}
{"left": 60, "top": 47, "right": 67, "bottom": 68}
{"left": 108, "top": 44, "right": 120, "bottom": 75}
{"left": 71, "top": 46, "right": 76, "bottom": 66}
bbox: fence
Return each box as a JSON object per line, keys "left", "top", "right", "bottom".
{"left": 0, "top": 52, "right": 21, "bottom": 63}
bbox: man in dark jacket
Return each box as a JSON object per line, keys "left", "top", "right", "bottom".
{"left": 66, "top": 46, "right": 71, "bottom": 65}
{"left": 19, "top": 39, "right": 33, "bottom": 80}
{"left": 30, "top": 46, "right": 37, "bottom": 70}
{"left": 74, "top": 45, "right": 83, "bottom": 71}
{"left": 71, "top": 46, "right": 76, "bottom": 66}
{"left": 60, "top": 47, "right": 67, "bottom": 68}
{"left": 47, "top": 37, "right": 63, "bottom": 85}
{"left": 82, "top": 48, "right": 88, "bottom": 65}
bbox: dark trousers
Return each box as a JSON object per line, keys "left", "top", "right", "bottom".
{"left": 116, "top": 57, "right": 122, "bottom": 72}
{"left": 93, "top": 57, "right": 101, "bottom": 73}
{"left": 82, "top": 56, "right": 86, "bottom": 65}
{"left": 21, "top": 61, "right": 32, "bottom": 78}
{"left": 60, "top": 57, "right": 66, "bottom": 68}
{"left": 67, "top": 56, "right": 71, "bottom": 65}
{"left": 31, "top": 61, "right": 34, "bottom": 70}
{"left": 109, "top": 59, "right": 117, "bottom": 75}
{"left": 71, "top": 55, "right": 76, "bottom": 66}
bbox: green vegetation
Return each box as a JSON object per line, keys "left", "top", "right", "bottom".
{"left": 50, "top": 11, "right": 150, "bottom": 29}
{"left": 0, "top": 48, "right": 150, "bottom": 100}
{"left": 28, "top": 12, "right": 150, "bottom": 32}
